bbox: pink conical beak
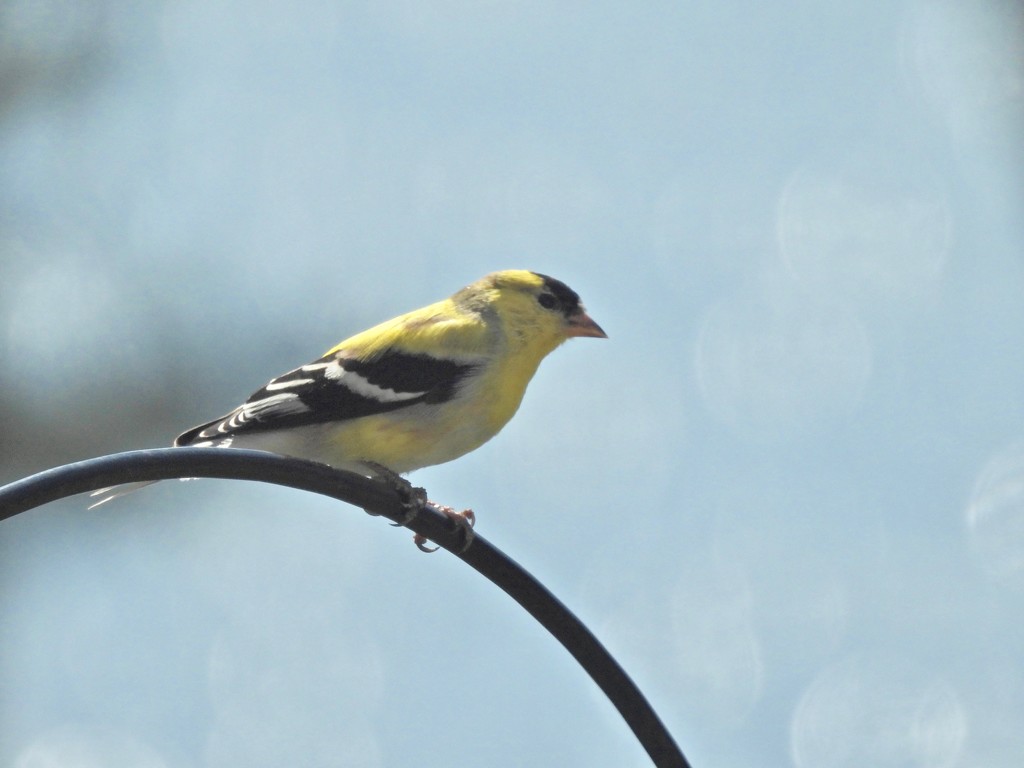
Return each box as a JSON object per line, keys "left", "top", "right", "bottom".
{"left": 566, "top": 311, "right": 607, "bottom": 339}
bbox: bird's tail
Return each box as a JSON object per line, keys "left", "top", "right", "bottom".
{"left": 87, "top": 480, "right": 160, "bottom": 509}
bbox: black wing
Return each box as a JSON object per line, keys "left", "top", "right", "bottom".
{"left": 175, "top": 350, "right": 479, "bottom": 445}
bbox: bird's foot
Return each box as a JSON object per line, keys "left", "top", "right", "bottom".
{"left": 358, "top": 462, "right": 474, "bottom": 553}
{"left": 360, "top": 461, "right": 426, "bottom": 526}
{"left": 415, "top": 504, "right": 476, "bottom": 554}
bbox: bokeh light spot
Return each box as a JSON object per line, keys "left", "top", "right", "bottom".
{"left": 695, "top": 288, "right": 872, "bottom": 442}
{"left": 966, "top": 441, "right": 1024, "bottom": 589}
{"left": 14, "top": 724, "right": 167, "bottom": 768}
{"left": 670, "top": 561, "right": 764, "bottom": 725}
{"left": 791, "top": 655, "right": 967, "bottom": 768}
{"left": 777, "top": 157, "right": 951, "bottom": 307}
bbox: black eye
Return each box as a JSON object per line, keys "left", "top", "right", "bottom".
{"left": 538, "top": 292, "right": 558, "bottom": 310}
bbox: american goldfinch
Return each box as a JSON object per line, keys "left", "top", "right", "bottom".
{"left": 91, "top": 270, "right": 605, "bottom": 513}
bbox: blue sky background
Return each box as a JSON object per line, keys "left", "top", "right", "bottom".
{"left": 2, "top": 1, "right": 1023, "bottom": 766}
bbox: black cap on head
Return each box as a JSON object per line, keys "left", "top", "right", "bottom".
{"left": 533, "top": 272, "right": 582, "bottom": 316}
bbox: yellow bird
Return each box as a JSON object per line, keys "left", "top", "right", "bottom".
{"left": 91, "top": 270, "right": 605, "bottom": 546}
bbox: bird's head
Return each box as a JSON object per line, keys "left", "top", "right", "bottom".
{"left": 456, "top": 270, "right": 606, "bottom": 352}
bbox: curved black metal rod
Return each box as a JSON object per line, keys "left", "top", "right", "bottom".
{"left": 0, "top": 448, "right": 691, "bottom": 768}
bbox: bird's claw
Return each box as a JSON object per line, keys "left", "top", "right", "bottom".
{"left": 414, "top": 536, "right": 439, "bottom": 553}
{"left": 360, "top": 461, "right": 426, "bottom": 525}
{"left": 415, "top": 504, "right": 476, "bottom": 554}
{"left": 359, "top": 462, "right": 474, "bottom": 553}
